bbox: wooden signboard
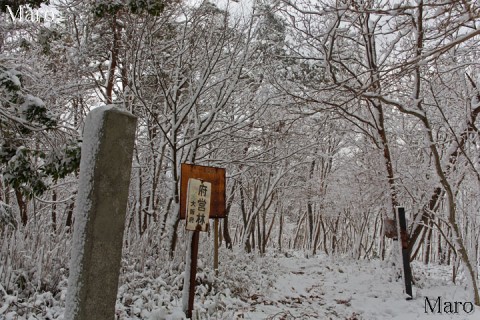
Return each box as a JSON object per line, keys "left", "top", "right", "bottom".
{"left": 180, "top": 163, "right": 226, "bottom": 318}
{"left": 185, "top": 179, "right": 211, "bottom": 232}
{"left": 180, "top": 163, "right": 225, "bottom": 219}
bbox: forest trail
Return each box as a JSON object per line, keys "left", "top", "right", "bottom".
{"left": 234, "top": 254, "right": 478, "bottom": 320}
{"left": 1, "top": 251, "right": 478, "bottom": 319}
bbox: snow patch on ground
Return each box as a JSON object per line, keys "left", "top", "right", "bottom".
{"left": 1, "top": 250, "right": 478, "bottom": 319}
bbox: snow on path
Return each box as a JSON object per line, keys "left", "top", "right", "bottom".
{"left": 234, "top": 254, "right": 479, "bottom": 320}
{"left": 2, "top": 251, "right": 479, "bottom": 319}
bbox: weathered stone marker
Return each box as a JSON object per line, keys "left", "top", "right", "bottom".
{"left": 65, "top": 106, "right": 137, "bottom": 320}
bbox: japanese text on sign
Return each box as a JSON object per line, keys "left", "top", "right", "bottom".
{"left": 186, "top": 179, "right": 211, "bottom": 232}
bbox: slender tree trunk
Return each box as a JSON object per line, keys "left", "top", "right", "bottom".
{"left": 136, "top": 165, "right": 143, "bottom": 236}
{"left": 66, "top": 200, "right": 74, "bottom": 230}
{"left": 374, "top": 102, "right": 400, "bottom": 216}
{"left": 293, "top": 212, "right": 306, "bottom": 249}
{"left": 278, "top": 211, "right": 283, "bottom": 252}
{"left": 331, "top": 217, "right": 339, "bottom": 254}
{"left": 223, "top": 215, "right": 233, "bottom": 249}
{"left": 361, "top": 9, "right": 400, "bottom": 217}
{"left": 307, "top": 159, "right": 315, "bottom": 244}
{"left": 408, "top": 188, "right": 443, "bottom": 254}
{"left": 264, "top": 213, "right": 276, "bottom": 253}
{"left": 106, "top": 14, "right": 119, "bottom": 104}
{"left": 169, "top": 216, "right": 180, "bottom": 258}
{"left": 424, "top": 115, "right": 480, "bottom": 305}
{"left": 51, "top": 191, "right": 57, "bottom": 232}
{"left": 222, "top": 181, "right": 236, "bottom": 250}
{"left": 438, "top": 220, "right": 445, "bottom": 264}
{"left": 250, "top": 215, "right": 256, "bottom": 252}
{"left": 411, "top": 226, "right": 427, "bottom": 261}
{"left": 424, "top": 220, "right": 433, "bottom": 264}
{"left": 15, "top": 190, "right": 27, "bottom": 227}
{"left": 320, "top": 216, "right": 328, "bottom": 255}
{"left": 312, "top": 219, "right": 322, "bottom": 256}
{"left": 257, "top": 213, "right": 262, "bottom": 254}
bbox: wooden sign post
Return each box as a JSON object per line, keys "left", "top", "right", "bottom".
{"left": 180, "top": 164, "right": 225, "bottom": 319}
{"left": 180, "top": 164, "right": 225, "bottom": 219}
{"left": 185, "top": 179, "right": 212, "bottom": 232}
{"left": 214, "top": 219, "right": 219, "bottom": 276}
{"left": 397, "top": 206, "right": 413, "bottom": 300}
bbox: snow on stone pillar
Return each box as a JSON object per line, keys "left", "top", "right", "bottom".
{"left": 65, "top": 106, "right": 137, "bottom": 320}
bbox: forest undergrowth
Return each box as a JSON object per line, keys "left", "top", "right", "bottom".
{"left": 0, "top": 222, "right": 477, "bottom": 319}
{"left": 0, "top": 223, "right": 278, "bottom": 319}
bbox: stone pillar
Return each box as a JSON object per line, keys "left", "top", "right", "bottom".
{"left": 65, "top": 106, "right": 137, "bottom": 320}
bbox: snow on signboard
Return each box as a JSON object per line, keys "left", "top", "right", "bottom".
{"left": 186, "top": 179, "right": 211, "bottom": 232}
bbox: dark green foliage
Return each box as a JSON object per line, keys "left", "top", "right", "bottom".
{"left": 93, "top": 0, "right": 123, "bottom": 17}
{"left": 0, "top": 65, "right": 80, "bottom": 197}
{"left": 0, "top": 0, "right": 49, "bottom": 13}
{"left": 21, "top": 95, "right": 57, "bottom": 128}
{"left": 0, "top": 140, "right": 81, "bottom": 198}
{"left": 42, "top": 140, "right": 82, "bottom": 181}
{"left": 0, "top": 67, "right": 21, "bottom": 94}
{"left": 0, "top": 65, "right": 57, "bottom": 131}
{"left": 129, "top": 0, "right": 165, "bottom": 16}
{"left": 37, "top": 27, "right": 61, "bottom": 55}
{"left": 92, "top": 0, "right": 168, "bottom": 18}
{"left": 1, "top": 146, "right": 48, "bottom": 197}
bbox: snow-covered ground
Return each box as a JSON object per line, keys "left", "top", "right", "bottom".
{"left": 1, "top": 250, "right": 479, "bottom": 319}
{"left": 230, "top": 253, "right": 478, "bottom": 320}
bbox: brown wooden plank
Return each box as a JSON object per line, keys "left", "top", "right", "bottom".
{"left": 180, "top": 163, "right": 226, "bottom": 219}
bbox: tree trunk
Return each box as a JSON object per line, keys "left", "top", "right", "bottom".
{"left": 51, "top": 191, "right": 57, "bottom": 232}
{"left": 307, "top": 159, "right": 315, "bottom": 244}
{"left": 223, "top": 214, "right": 233, "bottom": 249}
{"left": 263, "top": 213, "right": 276, "bottom": 254}
{"left": 312, "top": 219, "right": 322, "bottom": 256}
{"left": 15, "top": 189, "right": 27, "bottom": 226}
{"left": 320, "top": 216, "right": 328, "bottom": 255}
{"left": 222, "top": 181, "right": 237, "bottom": 250}
{"left": 424, "top": 115, "right": 480, "bottom": 305}
{"left": 424, "top": 220, "right": 433, "bottom": 264}
{"left": 278, "top": 211, "right": 283, "bottom": 252}
{"left": 106, "top": 14, "right": 119, "bottom": 104}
